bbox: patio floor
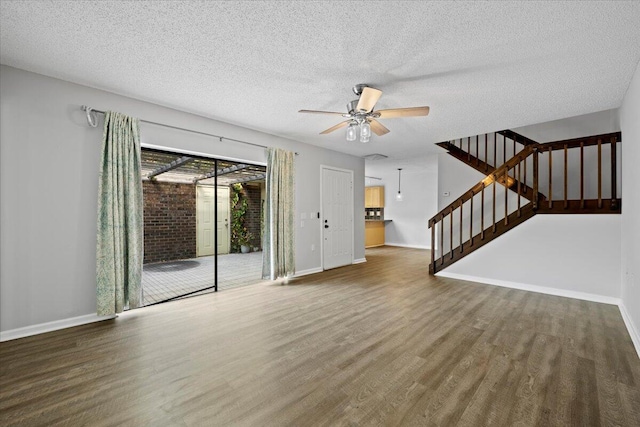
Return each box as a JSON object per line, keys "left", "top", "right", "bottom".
{"left": 142, "top": 251, "right": 263, "bottom": 305}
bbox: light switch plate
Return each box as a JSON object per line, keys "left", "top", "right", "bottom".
{"left": 301, "top": 212, "right": 307, "bottom": 219}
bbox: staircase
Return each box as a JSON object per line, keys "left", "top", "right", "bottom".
{"left": 429, "top": 130, "right": 621, "bottom": 274}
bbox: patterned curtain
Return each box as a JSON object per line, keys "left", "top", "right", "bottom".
{"left": 262, "top": 148, "right": 295, "bottom": 279}
{"left": 96, "top": 111, "right": 143, "bottom": 315}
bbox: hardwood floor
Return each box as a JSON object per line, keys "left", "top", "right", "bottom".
{"left": 1, "top": 246, "right": 639, "bottom": 426}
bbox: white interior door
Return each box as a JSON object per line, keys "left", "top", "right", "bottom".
{"left": 322, "top": 167, "right": 353, "bottom": 270}
{"left": 197, "top": 186, "right": 230, "bottom": 256}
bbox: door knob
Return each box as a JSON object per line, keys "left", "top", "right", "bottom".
{"left": 324, "top": 225, "right": 329, "bottom": 228}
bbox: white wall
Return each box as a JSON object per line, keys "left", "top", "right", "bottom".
{"left": 365, "top": 155, "right": 438, "bottom": 249}
{"left": 513, "top": 109, "right": 619, "bottom": 143}
{"left": 0, "top": 65, "right": 364, "bottom": 334}
{"left": 438, "top": 153, "right": 485, "bottom": 211}
{"left": 619, "top": 59, "right": 640, "bottom": 352}
{"left": 435, "top": 109, "right": 622, "bottom": 300}
{"left": 442, "top": 215, "right": 621, "bottom": 301}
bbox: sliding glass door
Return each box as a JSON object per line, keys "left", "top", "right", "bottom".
{"left": 139, "top": 148, "right": 265, "bottom": 306}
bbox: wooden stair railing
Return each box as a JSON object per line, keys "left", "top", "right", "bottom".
{"left": 436, "top": 129, "right": 537, "bottom": 172}
{"left": 429, "top": 131, "right": 621, "bottom": 274}
{"left": 436, "top": 129, "right": 547, "bottom": 203}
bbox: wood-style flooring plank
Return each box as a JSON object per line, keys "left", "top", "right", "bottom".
{"left": 1, "top": 246, "right": 639, "bottom": 426}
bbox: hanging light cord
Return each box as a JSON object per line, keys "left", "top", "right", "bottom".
{"left": 398, "top": 168, "right": 402, "bottom": 194}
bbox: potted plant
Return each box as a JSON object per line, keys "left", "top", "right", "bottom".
{"left": 238, "top": 228, "right": 254, "bottom": 253}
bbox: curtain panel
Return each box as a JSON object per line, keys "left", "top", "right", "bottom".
{"left": 262, "top": 148, "right": 295, "bottom": 279}
{"left": 96, "top": 111, "right": 144, "bottom": 315}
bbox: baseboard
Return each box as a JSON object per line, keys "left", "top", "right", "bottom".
{"left": 384, "top": 243, "right": 431, "bottom": 250}
{"left": 619, "top": 302, "right": 640, "bottom": 359}
{"left": 295, "top": 259, "right": 366, "bottom": 276}
{"left": 294, "top": 267, "right": 323, "bottom": 278}
{"left": 435, "top": 271, "right": 621, "bottom": 306}
{"left": 0, "top": 313, "right": 116, "bottom": 342}
{"left": 0, "top": 313, "right": 117, "bottom": 342}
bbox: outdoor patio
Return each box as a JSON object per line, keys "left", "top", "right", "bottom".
{"left": 142, "top": 251, "right": 263, "bottom": 305}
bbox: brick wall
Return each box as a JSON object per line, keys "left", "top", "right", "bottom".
{"left": 143, "top": 181, "right": 196, "bottom": 264}
{"left": 244, "top": 183, "right": 263, "bottom": 249}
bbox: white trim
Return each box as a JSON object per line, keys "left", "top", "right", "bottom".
{"left": 385, "top": 243, "right": 431, "bottom": 250}
{"left": 294, "top": 267, "right": 324, "bottom": 277}
{"left": 619, "top": 302, "right": 640, "bottom": 359}
{"left": 353, "top": 258, "right": 367, "bottom": 264}
{"left": 0, "top": 314, "right": 116, "bottom": 342}
{"left": 435, "top": 272, "right": 621, "bottom": 306}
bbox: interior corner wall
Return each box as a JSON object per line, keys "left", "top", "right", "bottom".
{"left": 619, "top": 59, "right": 640, "bottom": 348}
{"left": 365, "top": 155, "right": 439, "bottom": 249}
{"left": 436, "top": 109, "right": 623, "bottom": 301}
{"left": 0, "top": 65, "right": 364, "bottom": 334}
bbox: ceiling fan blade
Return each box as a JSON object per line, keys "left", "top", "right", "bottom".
{"left": 299, "top": 109, "right": 345, "bottom": 115}
{"left": 376, "top": 106, "right": 430, "bottom": 119}
{"left": 356, "top": 87, "right": 382, "bottom": 113}
{"left": 320, "top": 120, "right": 351, "bottom": 135}
{"left": 369, "top": 119, "right": 390, "bottom": 136}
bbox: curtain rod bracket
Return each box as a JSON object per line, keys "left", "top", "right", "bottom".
{"left": 82, "top": 105, "right": 98, "bottom": 128}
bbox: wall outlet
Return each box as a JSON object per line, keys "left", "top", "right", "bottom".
{"left": 301, "top": 212, "right": 307, "bottom": 220}
{"left": 301, "top": 220, "right": 305, "bottom": 228}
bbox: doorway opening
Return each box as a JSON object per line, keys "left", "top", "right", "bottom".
{"left": 140, "top": 148, "right": 266, "bottom": 306}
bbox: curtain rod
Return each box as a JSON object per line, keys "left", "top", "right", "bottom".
{"left": 82, "top": 105, "right": 298, "bottom": 155}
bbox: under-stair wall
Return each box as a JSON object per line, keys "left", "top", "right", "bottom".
{"left": 440, "top": 214, "right": 622, "bottom": 302}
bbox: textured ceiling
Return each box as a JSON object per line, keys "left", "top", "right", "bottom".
{"left": 2, "top": 1, "right": 640, "bottom": 160}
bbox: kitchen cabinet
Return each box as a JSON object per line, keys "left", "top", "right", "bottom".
{"left": 365, "top": 221, "right": 385, "bottom": 248}
{"left": 365, "top": 186, "right": 384, "bottom": 208}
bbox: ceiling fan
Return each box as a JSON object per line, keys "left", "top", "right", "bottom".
{"left": 299, "top": 84, "right": 430, "bottom": 143}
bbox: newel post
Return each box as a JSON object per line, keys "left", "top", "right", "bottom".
{"left": 611, "top": 136, "right": 618, "bottom": 210}
{"left": 429, "top": 219, "right": 436, "bottom": 274}
{"left": 532, "top": 147, "right": 539, "bottom": 210}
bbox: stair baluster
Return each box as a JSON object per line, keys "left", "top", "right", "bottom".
{"left": 429, "top": 131, "right": 622, "bottom": 275}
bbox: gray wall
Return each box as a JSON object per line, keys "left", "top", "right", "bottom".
{"left": 619, "top": 59, "right": 640, "bottom": 350}
{"left": 0, "top": 65, "right": 364, "bottom": 332}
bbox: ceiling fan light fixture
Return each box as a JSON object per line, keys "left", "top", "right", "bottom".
{"left": 346, "top": 122, "right": 357, "bottom": 141}
{"left": 299, "top": 83, "right": 430, "bottom": 141}
{"left": 360, "top": 121, "right": 371, "bottom": 143}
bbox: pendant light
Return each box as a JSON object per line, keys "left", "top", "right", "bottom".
{"left": 396, "top": 168, "right": 403, "bottom": 201}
